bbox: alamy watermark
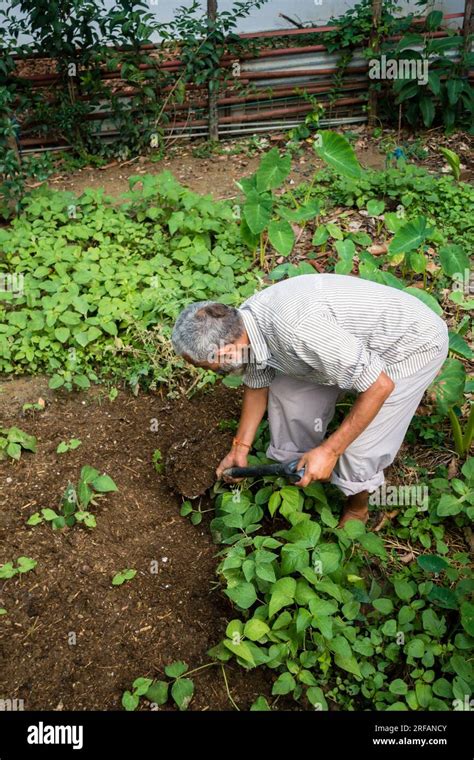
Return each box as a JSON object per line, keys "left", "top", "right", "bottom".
{"left": 369, "top": 55, "right": 428, "bottom": 86}
{"left": 452, "top": 268, "right": 473, "bottom": 295}
{"left": 0, "top": 697, "right": 25, "bottom": 710}
{"left": 369, "top": 484, "right": 428, "bottom": 512}
{"left": 0, "top": 272, "right": 24, "bottom": 297}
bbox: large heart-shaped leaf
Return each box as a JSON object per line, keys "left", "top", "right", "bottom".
{"left": 242, "top": 190, "right": 272, "bottom": 235}
{"left": 389, "top": 216, "right": 429, "bottom": 254}
{"left": 334, "top": 239, "right": 355, "bottom": 275}
{"left": 267, "top": 220, "right": 295, "bottom": 256}
{"left": 256, "top": 148, "right": 291, "bottom": 191}
{"left": 314, "top": 131, "right": 362, "bottom": 179}
{"left": 429, "top": 358, "right": 466, "bottom": 413}
{"left": 438, "top": 244, "right": 469, "bottom": 278}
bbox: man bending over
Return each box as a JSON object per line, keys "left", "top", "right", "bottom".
{"left": 171, "top": 273, "right": 448, "bottom": 527}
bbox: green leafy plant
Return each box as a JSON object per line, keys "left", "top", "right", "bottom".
{"left": 180, "top": 499, "right": 213, "bottom": 526}
{"left": 122, "top": 661, "right": 195, "bottom": 711}
{"left": 439, "top": 147, "right": 461, "bottom": 181}
{"left": 202, "top": 415, "right": 474, "bottom": 711}
{"left": 238, "top": 131, "right": 362, "bottom": 267}
{"left": 430, "top": 360, "right": 472, "bottom": 458}
{"left": 112, "top": 569, "right": 137, "bottom": 586}
{"left": 0, "top": 556, "right": 37, "bottom": 578}
{"left": 388, "top": 23, "right": 474, "bottom": 132}
{"left": 56, "top": 438, "right": 82, "bottom": 454}
{"left": 0, "top": 426, "right": 36, "bottom": 460}
{"left": 238, "top": 147, "right": 297, "bottom": 264}
{"left": 433, "top": 459, "right": 474, "bottom": 525}
{"left": 0, "top": 173, "right": 258, "bottom": 393}
{"left": 152, "top": 449, "right": 164, "bottom": 474}
{"left": 27, "top": 465, "right": 118, "bottom": 529}
{"left": 286, "top": 92, "right": 325, "bottom": 149}
{"left": 22, "top": 399, "right": 45, "bottom": 413}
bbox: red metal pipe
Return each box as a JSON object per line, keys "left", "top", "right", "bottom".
{"left": 11, "top": 26, "right": 459, "bottom": 89}
{"left": 170, "top": 97, "right": 365, "bottom": 127}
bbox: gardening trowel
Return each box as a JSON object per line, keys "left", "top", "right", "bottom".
{"left": 222, "top": 459, "right": 305, "bottom": 484}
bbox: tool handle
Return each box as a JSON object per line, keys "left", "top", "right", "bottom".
{"left": 222, "top": 463, "right": 284, "bottom": 478}
{"left": 222, "top": 459, "right": 305, "bottom": 483}
{"left": 285, "top": 459, "right": 306, "bottom": 483}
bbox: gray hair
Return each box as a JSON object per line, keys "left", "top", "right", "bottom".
{"left": 171, "top": 301, "right": 244, "bottom": 362}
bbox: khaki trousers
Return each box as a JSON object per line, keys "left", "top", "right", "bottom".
{"left": 266, "top": 341, "right": 449, "bottom": 497}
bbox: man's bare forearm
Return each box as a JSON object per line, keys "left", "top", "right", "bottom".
{"left": 235, "top": 385, "right": 269, "bottom": 446}
{"left": 323, "top": 372, "right": 394, "bottom": 457}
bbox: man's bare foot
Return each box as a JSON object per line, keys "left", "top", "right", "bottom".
{"left": 337, "top": 490, "right": 369, "bottom": 529}
{"left": 338, "top": 507, "right": 369, "bottom": 529}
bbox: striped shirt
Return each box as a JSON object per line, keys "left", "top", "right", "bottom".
{"left": 238, "top": 274, "right": 449, "bottom": 392}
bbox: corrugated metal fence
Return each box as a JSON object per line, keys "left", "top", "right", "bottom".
{"left": 9, "top": 11, "right": 471, "bottom": 151}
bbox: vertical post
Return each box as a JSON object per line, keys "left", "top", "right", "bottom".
{"left": 368, "top": 0, "right": 382, "bottom": 126}
{"left": 463, "top": 0, "right": 473, "bottom": 58}
{"left": 207, "top": 0, "right": 219, "bottom": 142}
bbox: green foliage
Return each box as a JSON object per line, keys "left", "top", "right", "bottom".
{"left": 180, "top": 499, "right": 209, "bottom": 526}
{"left": 439, "top": 147, "right": 461, "bottom": 181}
{"left": 238, "top": 147, "right": 298, "bottom": 263}
{"left": 322, "top": 0, "right": 472, "bottom": 131}
{"left": 0, "top": 556, "right": 37, "bottom": 578}
{"left": 122, "top": 662, "right": 195, "bottom": 711}
{"left": 56, "top": 438, "right": 82, "bottom": 454}
{"left": 151, "top": 449, "right": 164, "bottom": 474}
{"left": 0, "top": 426, "right": 37, "bottom": 460}
{"left": 238, "top": 131, "right": 363, "bottom": 266}
{"left": 27, "top": 466, "right": 118, "bottom": 530}
{"left": 314, "top": 131, "right": 362, "bottom": 180}
{"left": 387, "top": 29, "right": 473, "bottom": 132}
{"left": 299, "top": 153, "right": 472, "bottom": 457}
{"left": 208, "top": 431, "right": 473, "bottom": 711}
{"left": 0, "top": 172, "right": 258, "bottom": 392}
{"left": 309, "top": 162, "right": 474, "bottom": 249}
{"left": 286, "top": 92, "right": 325, "bottom": 149}
{"left": 433, "top": 459, "right": 474, "bottom": 524}
{"left": 112, "top": 569, "right": 137, "bottom": 586}
{"left": 0, "top": 0, "right": 266, "bottom": 197}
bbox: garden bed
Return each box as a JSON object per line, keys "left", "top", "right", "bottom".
{"left": 0, "top": 378, "right": 278, "bottom": 710}
{"left": 1, "top": 126, "right": 472, "bottom": 713}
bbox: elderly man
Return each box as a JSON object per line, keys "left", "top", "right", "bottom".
{"left": 172, "top": 274, "right": 449, "bottom": 526}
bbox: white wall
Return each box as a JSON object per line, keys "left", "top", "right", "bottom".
{"left": 142, "top": 0, "right": 464, "bottom": 33}
{"left": 7, "top": 0, "right": 465, "bottom": 44}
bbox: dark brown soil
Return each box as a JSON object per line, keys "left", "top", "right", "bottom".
{"left": 0, "top": 377, "right": 275, "bottom": 711}
{"left": 165, "top": 432, "right": 233, "bottom": 500}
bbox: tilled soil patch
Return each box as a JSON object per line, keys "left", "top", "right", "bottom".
{"left": 0, "top": 378, "right": 275, "bottom": 710}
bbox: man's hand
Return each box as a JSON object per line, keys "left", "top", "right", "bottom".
{"left": 295, "top": 372, "right": 394, "bottom": 488}
{"left": 216, "top": 448, "right": 248, "bottom": 483}
{"left": 295, "top": 444, "right": 339, "bottom": 488}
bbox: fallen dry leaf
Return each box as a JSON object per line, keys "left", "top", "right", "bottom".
{"left": 368, "top": 243, "right": 388, "bottom": 255}
{"left": 448, "top": 457, "right": 459, "bottom": 479}
{"left": 374, "top": 509, "right": 400, "bottom": 532}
